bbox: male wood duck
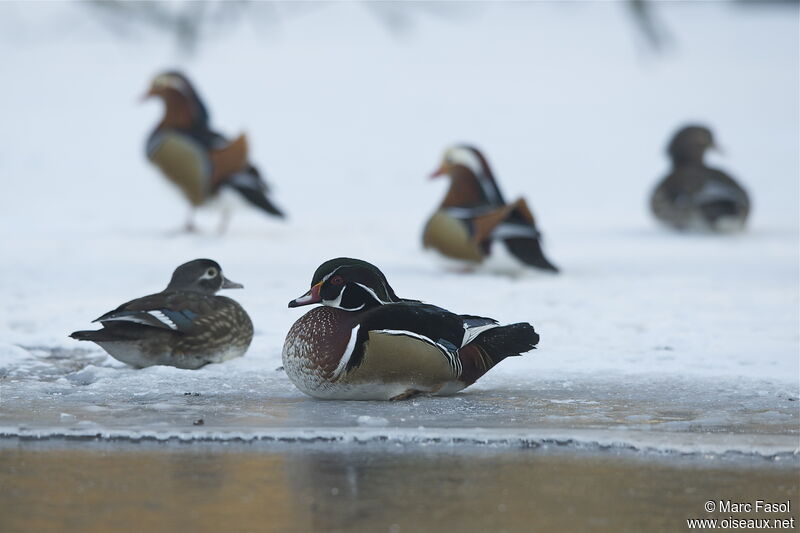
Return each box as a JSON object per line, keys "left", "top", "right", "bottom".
{"left": 282, "top": 258, "right": 539, "bottom": 400}
{"left": 70, "top": 259, "right": 253, "bottom": 369}
{"left": 143, "top": 71, "right": 285, "bottom": 232}
{"left": 651, "top": 125, "right": 750, "bottom": 232}
{"left": 423, "top": 145, "right": 559, "bottom": 273}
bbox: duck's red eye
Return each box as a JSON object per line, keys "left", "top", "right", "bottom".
{"left": 330, "top": 275, "right": 344, "bottom": 286}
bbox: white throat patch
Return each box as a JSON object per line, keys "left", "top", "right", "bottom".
{"left": 324, "top": 285, "right": 365, "bottom": 311}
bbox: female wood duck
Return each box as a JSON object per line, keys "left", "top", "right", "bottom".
{"left": 651, "top": 125, "right": 750, "bottom": 232}
{"left": 70, "top": 259, "right": 253, "bottom": 369}
{"left": 283, "top": 258, "right": 539, "bottom": 400}
{"left": 143, "top": 71, "right": 285, "bottom": 233}
{"left": 423, "top": 145, "right": 559, "bottom": 273}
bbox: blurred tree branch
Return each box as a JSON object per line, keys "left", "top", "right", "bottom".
{"left": 82, "top": 0, "right": 796, "bottom": 57}
{"left": 627, "top": 0, "right": 671, "bottom": 51}
{"left": 85, "top": 0, "right": 252, "bottom": 55}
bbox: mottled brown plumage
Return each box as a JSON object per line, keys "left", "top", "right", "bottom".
{"left": 284, "top": 306, "right": 356, "bottom": 382}
{"left": 70, "top": 259, "right": 253, "bottom": 369}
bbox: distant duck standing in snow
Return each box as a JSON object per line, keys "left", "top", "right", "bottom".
{"left": 70, "top": 259, "right": 253, "bottom": 369}
{"left": 651, "top": 125, "right": 750, "bottom": 232}
{"left": 143, "top": 71, "right": 285, "bottom": 233}
{"left": 423, "top": 145, "right": 559, "bottom": 273}
{"left": 283, "top": 257, "right": 539, "bottom": 400}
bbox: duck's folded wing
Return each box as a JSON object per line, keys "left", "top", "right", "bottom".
{"left": 464, "top": 198, "right": 538, "bottom": 244}
{"left": 361, "top": 304, "right": 467, "bottom": 344}
{"left": 694, "top": 178, "right": 749, "bottom": 206}
{"left": 343, "top": 304, "right": 500, "bottom": 374}
{"left": 458, "top": 314, "right": 501, "bottom": 346}
{"left": 471, "top": 198, "right": 558, "bottom": 272}
{"left": 210, "top": 134, "right": 249, "bottom": 186}
{"left": 92, "top": 293, "right": 209, "bottom": 334}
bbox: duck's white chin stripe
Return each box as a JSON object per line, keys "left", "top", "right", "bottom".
{"left": 323, "top": 285, "right": 364, "bottom": 311}
{"left": 332, "top": 325, "right": 361, "bottom": 380}
{"left": 324, "top": 286, "right": 345, "bottom": 308}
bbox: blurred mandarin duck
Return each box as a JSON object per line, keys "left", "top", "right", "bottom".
{"left": 143, "top": 71, "right": 285, "bottom": 232}
{"left": 70, "top": 259, "right": 253, "bottom": 369}
{"left": 423, "top": 145, "right": 559, "bottom": 273}
{"left": 282, "top": 258, "right": 539, "bottom": 400}
{"left": 651, "top": 125, "right": 750, "bottom": 232}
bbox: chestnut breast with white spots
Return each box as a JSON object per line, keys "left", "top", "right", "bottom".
{"left": 282, "top": 306, "right": 358, "bottom": 397}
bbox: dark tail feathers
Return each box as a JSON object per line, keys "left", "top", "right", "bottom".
{"left": 70, "top": 326, "right": 141, "bottom": 342}
{"left": 233, "top": 184, "right": 285, "bottom": 218}
{"left": 458, "top": 322, "right": 538, "bottom": 386}
{"left": 504, "top": 237, "right": 559, "bottom": 273}
{"left": 225, "top": 166, "right": 286, "bottom": 218}
{"left": 474, "top": 323, "right": 539, "bottom": 362}
{"left": 70, "top": 329, "right": 110, "bottom": 342}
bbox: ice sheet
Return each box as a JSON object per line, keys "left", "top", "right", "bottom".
{"left": 0, "top": 2, "right": 797, "bottom": 457}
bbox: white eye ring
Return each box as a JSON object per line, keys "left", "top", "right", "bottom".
{"left": 201, "top": 268, "right": 218, "bottom": 279}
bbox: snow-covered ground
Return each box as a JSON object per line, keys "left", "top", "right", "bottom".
{"left": 0, "top": 2, "right": 797, "bottom": 456}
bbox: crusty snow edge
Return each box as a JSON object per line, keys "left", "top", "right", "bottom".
{"left": 1, "top": 426, "right": 797, "bottom": 460}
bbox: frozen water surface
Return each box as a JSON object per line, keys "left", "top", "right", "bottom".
{"left": 1, "top": 349, "right": 797, "bottom": 457}
{"left": 0, "top": 2, "right": 797, "bottom": 459}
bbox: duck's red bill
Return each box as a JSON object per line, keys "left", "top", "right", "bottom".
{"left": 288, "top": 281, "right": 323, "bottom": 308}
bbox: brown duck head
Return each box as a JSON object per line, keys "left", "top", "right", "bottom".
{"left": 430, "top": 145, "right": 506, "bottom": 208}
{"left": 668, "top": 125, "right": 717, "bottom": 167}
{"left": 142, "top": 71, "right": 210, "bottom": 131}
